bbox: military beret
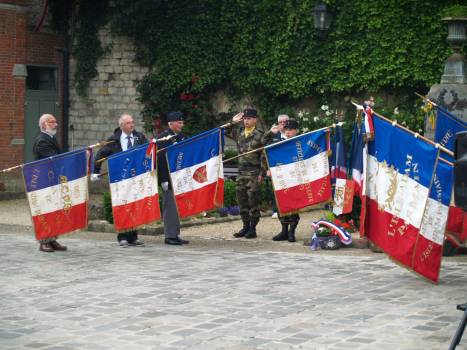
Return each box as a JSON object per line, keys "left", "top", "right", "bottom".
{"left": 284, "top": 119, "right": 299, "bottom": 130}
{"left": 243, "top": 108, "right": 257, "bottom": 118}
{"left": 167, "top": 111, "right": 184, "bottom": 122}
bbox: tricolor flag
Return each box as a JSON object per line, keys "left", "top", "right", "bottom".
{"left": 332, "top": 178, "right": 355, "bottom": 216}
{"left": 166, "top": 128, "right": 224, "bottom": 218}
{"left": 330, "top": 124, "right": 347, "bottom": 181}
{"left": 22, "top": 149, "right": 89, "bottom": 240}
{"left": 107, "top": 143, "right": 160, "bottom": 231}
{"left": 413, "top": 159, "right": 453, "bottom": 282}
{"left": 349, "top": 118, "right": 366, "bottom": 197}
{"left": 434, "top": 106, "right": 467, "bottom": 159}
{"left": 265, "top": 129, "right": 331, "bottom": 215}
{"left": 364, "top": 114, "right": 452, "bottom": 283}
{"left": 433, "top": 106, "right": 466, "bottom": 253}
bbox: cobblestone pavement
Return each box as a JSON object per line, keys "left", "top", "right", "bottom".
{"left": 1, "top": 225, "right": 466, "bottom": 350}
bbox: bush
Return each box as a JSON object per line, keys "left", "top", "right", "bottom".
{"left": 103, "top": 192, "right": 114, "bottom": 224}
{"left": 224, "top": 179, "right": 237, "bottom": 207}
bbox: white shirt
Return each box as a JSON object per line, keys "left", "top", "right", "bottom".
{"left": 120, "top": 132, "right": 133, "bottom": 151}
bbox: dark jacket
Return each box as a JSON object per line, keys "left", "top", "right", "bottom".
{"left": 33, "top": 132, "right": 62, "bottom": 160}
{"left": 156, "top": 128, "right": 186, "bottom": 185}
{"left": 93, "top": 127, "right": 147, "bottom": 174}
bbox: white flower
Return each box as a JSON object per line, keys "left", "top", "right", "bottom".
{"left": 325, "top": 111, "right": 332, "bottom": 116}
{"left": 302, "top": 117, "right": 309, "bottom": 122}
{"left": 313, "top": 116, "right": 320, "bottom": 122}
{"left": 394, "top": 107, "right": 399, "bottom": 115}
{"left": 298, "top": 111, "right": 304, "bottom": 118}
{"left": 418, "top": 129, "right": 423, "bottom": 133}
{"left": 401, "top": 121, "right": 407, "bottom": 126}
{"left": 302, "top": 127, "right": 309, "bottom": 132}
{"left": 321, "top": 105, "right": 329, "bottom": 111}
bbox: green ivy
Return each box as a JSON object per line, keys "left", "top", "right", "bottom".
{"left": 52, "top": 0, "right": 466, "bottom": 130}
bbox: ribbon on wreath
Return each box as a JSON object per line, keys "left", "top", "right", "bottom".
{"left": 310, "top": 220, "right": 352, "bottom": 250}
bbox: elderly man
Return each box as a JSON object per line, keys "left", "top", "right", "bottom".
{"left": 32, "top": 114, "right": 68, "bottom": 252}
{"left": 156, "top": 111, "right": 189, "bottom": 245}
{"left": 92, "top": 113, "right": 148, "bottom": 247}
{"left": 270, "top": 114, "right": 289, "bottom": 218}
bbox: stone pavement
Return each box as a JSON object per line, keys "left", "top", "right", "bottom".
{"left": 0, "top": 224, "right": 466, "bottom": 350}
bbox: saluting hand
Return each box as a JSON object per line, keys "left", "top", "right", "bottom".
{"left": 270, "top": 124, "right": 280, "bottom": 134}
{"left": 232, "top": 113, "right": 244, "bottom": 124}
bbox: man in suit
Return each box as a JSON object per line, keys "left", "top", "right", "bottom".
{"left": 33, "top": 114, "right": 68, "bottom": 253}
{"left": 156, "top": 111, "right": 189, "bottom": 245}
{"left": 92, "top": 113, "right": 148, "bottom": 247}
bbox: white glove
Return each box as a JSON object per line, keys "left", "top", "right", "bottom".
{"left": 90, "top": 174, "right": 100, "bottom": 182}
{"left": 161, "top": 182, "right": 169, "bottom": 191}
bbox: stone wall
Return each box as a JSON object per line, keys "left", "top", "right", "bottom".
{"left": 69, "top": 26, "right": 148, "bottom": 149}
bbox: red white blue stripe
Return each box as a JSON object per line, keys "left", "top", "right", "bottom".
{"left": 22, "top": 149, "right": 89, "bottom": 240}
{"left": 265, "top": 129, "right": 331, "bottom": 215}
{"left": 166, "top": 128, "right": 224, "bottom": 218}
{"left": 108, "top": 143, "right": 160, "bottom": 231}
{"left": 311, "top": 220, "right": 352, "bottom": 245}
{"left": 364, "top": 114, "right": 452, "bottom": 283}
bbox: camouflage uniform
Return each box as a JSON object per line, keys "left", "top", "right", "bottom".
{"left": 229, "top": 125, "right": 269, "bottom": 238}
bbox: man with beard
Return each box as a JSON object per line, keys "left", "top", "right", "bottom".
{"left": 32, "top": 114, "right": 68, "bottom": 252}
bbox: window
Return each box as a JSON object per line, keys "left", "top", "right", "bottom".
{"left": 26, "top": 66, "right": 58, "bottom": 91}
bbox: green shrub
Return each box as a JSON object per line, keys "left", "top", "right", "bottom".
{"left": 103, "top": 192, "right": 114, "bottom": 224}
{"left": 223, "top": 179, "right": 237, "bottom": 207}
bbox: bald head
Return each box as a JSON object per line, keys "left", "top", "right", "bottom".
{"left": 39, "top": 114, "right": 58, "bottom": 135}
{"left": 118, "top": 114, "right": 135, "bottom": 134}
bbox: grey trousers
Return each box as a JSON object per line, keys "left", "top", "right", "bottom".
{"left": 163, "top": 189, "right": 180, "bottom": 239}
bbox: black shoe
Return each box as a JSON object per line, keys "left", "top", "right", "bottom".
{"left": 273, "top": 231, "right": 288, "bottom": 241}
{"left": 288, "top": 224, "right": 297, "bottom": 242}
{"left": 233, "top": 228, "right": 248, "bottom": 238}
{"left": 129, "top": 240, "right": 145, "bottom": 246}
{"left": 273, "top": 223, "right": 289, "bottom": 241}
{"left": 177, "top": 237, "right": 189, "bottom": 244}
{"left": 165, "top": 238, "right": 182, "bottom": 245}
{"left": 244, "top": 229, "right": 257, "bottom": 239}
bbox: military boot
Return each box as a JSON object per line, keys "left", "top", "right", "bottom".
{"left": 288, "top": 223, "right": 297, "bottom": 242}
{"left": 233, "top": 215, "right": 250, "bottom": 238}
{"left": 272, "top": 223, "right": 289, "bottom": 241}
{"left": 245, "top": 218, "right": 259, "bottom": 239}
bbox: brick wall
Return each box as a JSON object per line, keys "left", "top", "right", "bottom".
{"left": 0, "top": 0, "right": 64, "bottom": 169}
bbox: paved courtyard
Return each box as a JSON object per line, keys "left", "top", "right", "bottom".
{"left": 0, "top": 224, "right": 466, "bottom": 350}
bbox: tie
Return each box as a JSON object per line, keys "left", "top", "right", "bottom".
{"left": 126, "top": 135, "right": 133, "bottom": 149}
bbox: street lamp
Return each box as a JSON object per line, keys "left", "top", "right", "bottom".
{"left": 312, "top": 2, "right": 333, "bottom": 37}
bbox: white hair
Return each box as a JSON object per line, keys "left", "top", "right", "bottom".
{"left": 118, "top": 113, "right": 133, "bottom": 126}
{"left": 38, "top": 114, "right": 55, "bottom": 131}
{"left": 277, "top": 114, "right": 289, "bottom": 122}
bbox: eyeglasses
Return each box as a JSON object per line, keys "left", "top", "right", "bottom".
{"left": 278, "top": 121, "right": 288, "bottom": 124}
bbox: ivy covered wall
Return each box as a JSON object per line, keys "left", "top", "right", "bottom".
{"left": 51, "top": 0, "right": 466, "bottom": 135}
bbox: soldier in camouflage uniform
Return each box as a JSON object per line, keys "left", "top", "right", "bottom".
{"left": 229, "top": 108, "right": 268, "bottom": 239}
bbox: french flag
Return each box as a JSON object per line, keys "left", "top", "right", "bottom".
{"left": 265, "top": 129, "right": 331, "bottom": 215}
{"left": 108, "top": 143, "right": 161, "bottom": 231}
{"left": 330, "top": 123, "right": 347, "bottom": 181}
{"left": 365, "top": 115, "right": 452, "bottom": 283}
{"left": 434, "top": 106, "right": 466, "bottom": 161}
{"left": 23, "top": 149, "right": 89, "bottom": 240}
{"left": 166, "top": 128, "right": 224, "bottom": 218}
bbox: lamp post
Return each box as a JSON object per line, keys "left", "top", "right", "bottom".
{"left": 312, "top": 2, "right": 333, "bottom": 37}
{"left": 441, "top": 16, "right": 467, "bottom": 84}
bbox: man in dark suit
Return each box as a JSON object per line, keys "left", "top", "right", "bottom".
{"left": 157, "top": 111, "right": 189, "bottom": 245}
{"left": 32, "top": 114, "right": 68, "bottom": 253}
{"left": 92, "top": 113, "right": 148, "bottom": 247}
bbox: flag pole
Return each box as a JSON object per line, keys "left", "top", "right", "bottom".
{"left": 223, "top": 123, "right": 344, "bottom": 164}
{"left": 0, "top": 140, "right": 116, "bottom": 173}
{"left": 350, "top": 101, "right": 454, "bottom": 161}
{"left": 414, "top": 92, "right": 439, "bottom": 107}
{"left": 95, "top": 134, "right": 177, "bottom": 165}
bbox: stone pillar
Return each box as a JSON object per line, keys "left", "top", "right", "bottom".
{"left": 426, "top": 17, "right": 467, "bottom": 140}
